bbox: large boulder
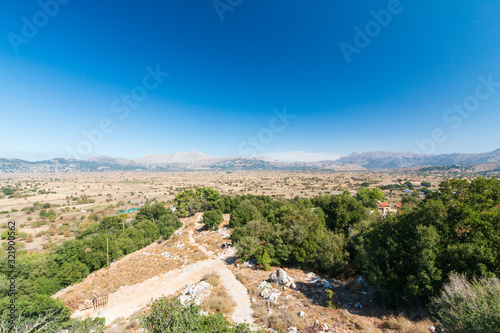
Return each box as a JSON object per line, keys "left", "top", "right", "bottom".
{"left": 269, "top": 269, "right": 294, "bottom": 287}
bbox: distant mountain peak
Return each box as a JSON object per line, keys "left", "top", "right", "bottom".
{"left": 1, "top": 149, "right": 499, "bottom": 173}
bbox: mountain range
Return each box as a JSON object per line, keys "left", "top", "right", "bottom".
{"left": 0, "top": 149, "right": 499, "bottom": 173}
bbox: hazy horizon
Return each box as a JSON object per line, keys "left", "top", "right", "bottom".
{"left": 2, "top": 147, "right": 500, "bottom": 164}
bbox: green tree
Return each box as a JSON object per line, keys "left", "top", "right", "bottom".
{"left": 314, "top": 193, "right": 368, "bottom": 235}
{"left": 203, "top": 209, "right": 223, "bottom": 230}
{"left": 1, "top": 187, "right": 15, "bottom": 196}
{"left": 174, "top": 187, "right": 220, "bottom": 217}
{"left": 229, "top": 200, "right": 262, "bottom": 228}
{"left": 404, "top": 181, "right": 415, "bottom": 190}
{"left": 360, "top": 177, "right": 500, "bottom": 306}
{"left": 99, "top": 216, "right": 123, "bottom": 231}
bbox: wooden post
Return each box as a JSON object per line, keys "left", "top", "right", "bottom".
{"left": 106, "top": 238, "right": 109, "bottom": 276}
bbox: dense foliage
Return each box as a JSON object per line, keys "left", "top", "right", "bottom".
{"left": 175, "top": 187, "right": 220, "bottom": 217}
{"left": 359, "top": 178, "right": 500, "bottom": 306}
{"left": 140, "top": 297, "right": 253, "bottom": 333}
{"left": 214, "top": 178, "right": 500, "bottom": 310}
{"left": 224, "top": 195, "right": 353, "bottom": 276}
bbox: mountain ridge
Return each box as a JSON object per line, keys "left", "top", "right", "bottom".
{"left": 1, "top": 149, "right": 499, "bottom": 173}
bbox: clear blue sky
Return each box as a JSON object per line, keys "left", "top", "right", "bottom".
{"left": 1, "top": 0, "right": 499, "bottom": 161}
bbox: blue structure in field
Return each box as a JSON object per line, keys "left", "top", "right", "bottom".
{"left": 119, "top": 208, "right": 139, "bottom": 214}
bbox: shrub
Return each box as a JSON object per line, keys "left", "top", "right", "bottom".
{"left": 203, "top": 209, "right": 223, "bottom": 231}
{"left": 431, "top": 273, "right": 500, "bottom": 332}
{"left": 229, "top": 200, "right": 262, "bottom": 228}
{"left": 140, "top": 296, "right": 249, "bottom": 333}
{"left": 261, "top": 311, "right": 303, "bottom": 332}
{"left": 202, "top": 285, "right": 236, "bottom": 316}
{"left": 259, "top": 249, "right": 272, "bottom": 271}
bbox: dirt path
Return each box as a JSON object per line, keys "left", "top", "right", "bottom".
{"left": 68, "top": 212, "right": 254, "bottom": 327}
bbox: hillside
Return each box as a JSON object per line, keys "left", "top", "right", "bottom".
{"left": 337, "top": 148, "right": 500, "bottom": 169}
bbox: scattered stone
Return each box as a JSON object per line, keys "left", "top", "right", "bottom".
{"left": 314, "top": 320, "right": 329, "bottom": 332}
{"left": 298, "top": 311, "right": 305, "bottom": 318}
{"left": 260, "top": 289, "right": 271, "bottom": 298}
{"left": 243, "top": 261, "right": 254, "bottom": 268}
{"left": 258, "top": 281, "right": 271, "bottom": 290}
{"left": 427, "top": 326, "right": 436, "bottom": 333}
{"left": 354, "top": 302, "right": 363, "bottom": 309}
{"left": 179, "top": 281, "right": 211, "bottom": 305}
{"left": 287, "top": 327, "right": 298, "bottom": 333}
{"left": 331, "top": 278, "right": 342, "bottom": 286}
{"left": 306, "top": 272, "right": 317, "bottom": 279}
{"left": 267, "top": 292, "right": 279, "bottom": 303}
{"left": 311, "top": 278, "right": 332, "bottom": 288}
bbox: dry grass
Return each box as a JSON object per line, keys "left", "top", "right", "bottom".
{"left": 261, "top": 311, "right": 304, "bottom": 333}
{"left": 64, "top": 294, "right": 83, "bottom": 311}
{"left": 235, "top": 271, "right": 249, "bottom": 284}
{"left": 385, "top": 315, "right": 411, "bottom": 330}
{"left": 354, "top": 316, "right": 371, "bottom": 330}
{"left": 201, "top": 273, "right": 236, "bottom": 317}
{"left": 201, "top": 284, "right": 236, "bottom": 317}
{"left": 401, "top": 319, "right": 435, "bottom": 333}
{"left": 204, "top": 272, "right": 221, "bottom": 287}
{"left": 253, "top": 299, "right": 268, "bottom": 319}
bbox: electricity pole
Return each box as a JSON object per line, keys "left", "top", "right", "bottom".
{"left": 106, "top": 238, "right": 109, "bottom": 276}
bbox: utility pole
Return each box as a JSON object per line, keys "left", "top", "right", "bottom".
{"left": 106, "top": 238, "right": 109, "bottom": 276}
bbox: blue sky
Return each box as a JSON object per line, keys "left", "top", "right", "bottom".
{"left": 1, "top": 0, "right": 499, "bottom": 161}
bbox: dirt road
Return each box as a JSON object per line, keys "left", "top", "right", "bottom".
{"left": 69, "top": 213, "right": 254, "bottom": 326}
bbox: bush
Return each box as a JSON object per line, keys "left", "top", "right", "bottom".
{"left": 431, "top": 273, "right": 500, "bottom": 332}
{"left": 140, "top": 296, "right": 250, "bottom": 333}
{"left": 258, "top": 249, "right": 272, "bottom": 271}
{"left": 229, "top": 200, "right": 262, "bottom": 228}
{"left": 0, "top": 295, "right": 71, "bottom": 332}
{"left": 203, "top": 209, "right": 223, "bottom": 231}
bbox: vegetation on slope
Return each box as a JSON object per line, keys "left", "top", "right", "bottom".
{"left": 0, "top": 202, "right": 182, "bottom": 332}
